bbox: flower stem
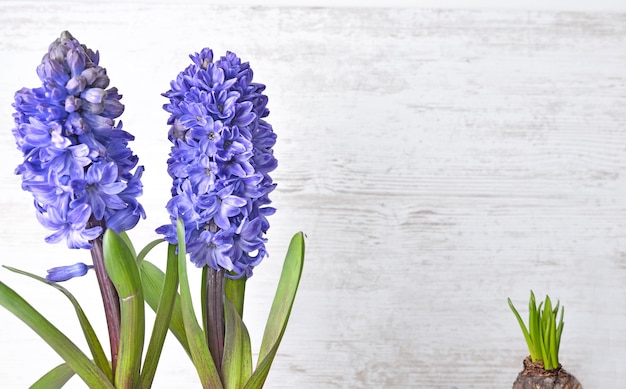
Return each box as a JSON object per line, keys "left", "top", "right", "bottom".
{"left": 203, "top": 266, "right": 224, "bottom": 380}
{"left": 88, "top": 217, "right": 121, "bottom": 378}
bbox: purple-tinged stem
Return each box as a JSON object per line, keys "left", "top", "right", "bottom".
{"left": 204, "top": 266, "right": 225, "bottom": 380}
{"left": 88, "top": 216, "right": 121, "bottom": 378}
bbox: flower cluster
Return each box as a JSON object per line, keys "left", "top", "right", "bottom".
{"left": 12, "top": 31, "right": 145, "bottom": 250}
{"left": 158, "top": 48, "right": 277, "bottom": 278}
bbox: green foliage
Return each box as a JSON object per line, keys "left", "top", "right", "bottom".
{"left": 2, "top": 266, "right": 112, "bottom": 380}
{"left": 249, "top": 232, "right": 305, "bottom": 388}
{"left": 139, "top": 244, "right": 181, "bottom": 389}
{"left": 0, "top": 280, "right": 114, "bottom": 388}
{"left": 139, "top": 259, "right": 189, "bottom": 356}
{"left": 0, "top": 231, "right": 177, "bottom": 388}
{"left": 222, "top": 298, "right": 253, "bottom": 389}
{"left": 104, "top": 230, "right": 145, "bottom": 388}
{"left": 148, "top": 220, "right": 305, "bottom": 389}
{"left": 175, "top": 219, "right": 224, "bottom": 389}
{"left": 508, "top": 291, "right": 565, "bottom": 370}
{"left": 0, "top": 221, "right": 304, "bottom": 389}
{"left": 30, "top": 362, "right": 76, "bottom": 389}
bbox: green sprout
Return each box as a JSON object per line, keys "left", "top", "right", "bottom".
{"left": 507, "top": 291, "right": 565, "bottom": 371}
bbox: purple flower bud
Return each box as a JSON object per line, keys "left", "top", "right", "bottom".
{"left": 81, "top": 68, "right": 100, "bottom": 85}
{"left": 46, "top": 262, "right": 92, "bottom": 282}
{"left": 64, "top": 95, "right": 82, "bottom": 113}
{"left": 66, "top": 76, "right": 87, "bottom": 96}
{"left": 67, "top": 47, "right": 86, "bottom": 77}
{"left": 81, "top": 88, "right": 106, "bottom": 104}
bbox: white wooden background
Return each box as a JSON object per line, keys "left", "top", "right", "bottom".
{"left": 0, "top": 1, "right": 625, "bottom": 388}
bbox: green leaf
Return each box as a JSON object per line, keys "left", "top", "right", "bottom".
{"left": 140, "top": 259, "right": 189, "bottom": 356}
{"left": 543, "top": 297, "right": 552, "bottom": 336}
{"left": 541, "top": 298, "right": 552, "bottom": 365}
{"left": 507, "top": 297, "right": 533, "bottom": 357}
{"left": 0, "top": 280, "right": 113, "bottom": 388}
{"left": 201, "top": 266, "right": 208, "bottom": 336}
{"left": 139, "top": 244, "right": 180, "bottom": 389}
{"left": 119, "top": 232, "right": 137, "bottom": 259}
{"left": 556, "top": 306, "right": 564, "bottom": 355}
{"left": 175, "top": 219, "right": 223, "bottom": 389}
{"left": 536, "top": 302, "right": 547, "bottom": 363}
{"left": 243, "top": 338, "right": 280, "bottom": 389}
{"left": 553, "top": 300, "right": 560, "bottom": 316}
{"left": 103, "top": 229, "right": 145, "bottom": 389}
{"left": 3, "top": 266, "right": 112, "bottom": 381}
{"left": 30, "top": 362, "right": 76, "bottom": 389}
{"left": 246, "top": 232, "right": 305, "bottom": 389}
{"left": 529, "top": 293, "right": 540, "bottom": 361}
{"left": 548, "top": 314, "right": 558, "bottom": 369}
{"left": 225, "top": 277, "right": 246, "bottom": 319}
{"left": 222, "top": 297, "right": 252, "bottom": 389}
{"left": 136, "top": 239, "right": 166, "bottom": 265}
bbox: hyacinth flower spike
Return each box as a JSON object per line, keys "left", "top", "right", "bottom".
{"left": 0, "top": 31, "right": 180, "bottom": 388}
{"left": 157, "top": 48, "right": 305, "bottom": 389}
{"left": 11, "top": 29, "right": 145, "bottom": 373}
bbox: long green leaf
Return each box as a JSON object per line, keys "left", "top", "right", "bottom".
{"left": 556, "top": 306, "right": 564, "bottom": 355}
{"left": 225, "top": 277, "right": 246, "bottom": 319}
{"left": 243, "top": 338, "right": 281, "bottom": 389}
{"left": 103, "top": 229, "right": 145, "bottom": 389}
{"left": 176, "top": 219, "right": 223, "bottom": 389}
{"left": 119, "top": 232, "right": 137, "bottom": 259}
{"left": 543, "top": 297, "right": 552, "bottom": 336}
{"left": 139, "top": 244, "right": 180, "bottom": 389}
{"left": 553, "top": 300, "right": 560, "bottom": 317}
{"left": 222, "top": 297, "right": 253, "bottom": 389}
{"left": 548, "top": 315, "right": 559, "bottom": 370}
{"left": 201, "top": 267, "right": 208, "bottom": 336}
{"left": 507, "top": 298, "right": 532, "bottom": 356}
{"left": 529, "top": 293, "right": 540, "bottom": 361}
{"left": 0, "top": 280, "right": 113, "bottom": 388}
{"left": 536, "top": 302, "right": 547, "bottom": 363}
{"left": 136, "top": 239, "right": 166, "bottom": 265}
{"left": 543, "top": 297, "right": 555, "bottom": 367}
{"left": 30, "top": 362, "right": 76, "bottom": 389}
{"left": 246, "top": 232, "right": 305, "bottom": 389}
{"left": 3, "top": 266, "right": 112, "bottom": 381}
{"left": 140, "top": 260, "right": 189, "bottom": 356}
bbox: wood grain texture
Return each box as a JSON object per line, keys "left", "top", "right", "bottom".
{"left": 0, "top": 3, "right": 625, "bottom": 388}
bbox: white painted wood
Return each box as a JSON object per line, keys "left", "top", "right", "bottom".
{"left": 0, "top": 2, "right": 624, "bottom": 388}
{"left": 16, "top": 0, "right": 626, "bottom": 12}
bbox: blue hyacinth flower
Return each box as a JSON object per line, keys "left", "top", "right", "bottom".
{"left": 12, "top": 31, "right": 145, "bottom": 253}
{"left": 158, "top": 48, "right": 277, "bottom": 279}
